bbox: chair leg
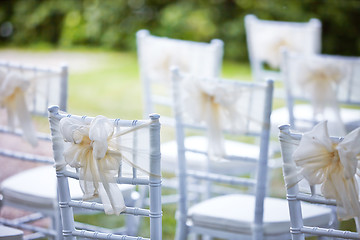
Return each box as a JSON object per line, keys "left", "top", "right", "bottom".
{"left": 52, "top": 213, "right": 63, "bottom": 240}
{"left": 175, "top": 218, "right": 188, "bottom": 240}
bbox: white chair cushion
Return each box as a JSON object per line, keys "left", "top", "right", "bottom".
{"left": 271, "top": 104, "right": 360, "bottom": 133}
{"left": 188, "top": 194, "right": 332, "bottom": 235}
{"left": 0, "top": 225, "right": 23, "bottom": 240}
{"left": 161, "top": 136, "right": 267, "bottom": 175}
{"left": 0, "top": 165, "right": 134, "bottom": 210}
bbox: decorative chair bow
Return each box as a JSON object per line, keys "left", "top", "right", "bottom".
{"left": 297, "top": 59, "right": 346, "bottom": 135}
{"left": 0, "top": 71, "right": 38, "bottom": 147}
{"left": 152, "top": 50, "right": 190, "bottom": 85}
{"left": 60, "top": 116, "right": 156, "bottom": 215}
{"left": 264, "top": 36, "right": 296, "bottom": 69}
{"left": 291, "top": 121, "right": 360, "bottom": 224}
{"left": 181, "top": 76, "right": 246, "bottom": 159}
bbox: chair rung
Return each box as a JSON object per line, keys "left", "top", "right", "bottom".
{"left": 9, "top": 213, "right": 44, "bottom": 224}
{"left": 23, "top": 232, "right": 46, "bottom": 240}
{"left": 72, "top": 229, "right": 150, "bottom": 240}
{"left": 296, "top": 193, "right": 337, "bottom": 206}
{"left": 0, "top": 217, "right": 56, "bottom": 237}
{"left": 187, "top": 170, "right": 256, "bottom": 187}
{"left": 64, "top": 170, "right": 150, "bottom": 185}
{"left": 69, "top": 200, "right": 150, "bottom": 217}
{"left": 0, "top": 148, "right": 54, "bottom": 164}
{"left": 74, "top": 221, "right": 126, "bottom": 235}
{"left": 301, "top": 226, "right": 360, "bottom": 239}
{"left": 0, "top": 126, "right": 51, "bottom": 141}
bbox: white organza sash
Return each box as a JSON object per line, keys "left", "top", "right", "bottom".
{"left": 59, "top": 116, "right": 157, "bottom": 215}
{"left": 297, "top": 59, "right": 346, "bottom": 136}
{"left": 0, "top": 71, "right": 38, "bottom": 146}
{"left": 181, "top": 76, "right": 253, "bottom": 159}
{"left": 145, "top": 40, "right": 190, "bottom": 85}
{"left": 284, "top": 121, "right": 360, "bottom": 223}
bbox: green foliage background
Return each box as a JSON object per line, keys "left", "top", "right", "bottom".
{"left": 0, "top": 0, "right": 359, "bottom": 61}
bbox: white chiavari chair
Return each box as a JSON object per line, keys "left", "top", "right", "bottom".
{"left": 245, "top": 14, "right": 321, "bottom": 83}
{"left": 172, "top": 68, "right": 333, "bottom": 240}
{"left": 136, "top": 29, "right": 224, "bottom": 126}
{"left": 272, "top": 50, "right": 360, "bottom": 137}
{"left": 48, "top": 106, "right": 162, "bottom": 240}
{"left": 0, "top": 61, "right": 68, "bottom": 239}
{"left": 279, "top": 121, "right": 360, "bottom": 239}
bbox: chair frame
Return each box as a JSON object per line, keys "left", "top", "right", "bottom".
{"left": 278, "top": 124, "right": 360, "bottom": 240}
{"left": 0, "top": 61, "right": 68, "bottom": 239}
{"left": 281, "top": 50, "right": 360, "bottom": 132}
{"left": 171, "top": 66, "right": 276, "bottom": 240}
{"left": 0, "top": 61, "right": 68, "bottom": 162}
{"left": 245, "top": 14, "right": 322, "bottom": 83}
{"left": 136, "top": 29, "right": 224, "bottom": 126}
{"left": 48, "top": 106, "right": 162, "bottom": 240}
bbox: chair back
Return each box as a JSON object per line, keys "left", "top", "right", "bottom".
{"left": 136, "top": 29, "right": 224, "bottom": 125}
{"left": 282, "top": 50, "right": 360, "bottom": 133}
{"left": 172, "top": 67, "right": 274, "bottom": 239}
{"left": 48, "top": 106, "right": 162, "bottom": 240}
{"left": 245, "top": 14, "right": 321, "bottom": 82}
{"left": 279, "top": 122, "right": 360, "bottom": 239}
{"left": 0, "top": 61, "right": 68, "bottom": 163}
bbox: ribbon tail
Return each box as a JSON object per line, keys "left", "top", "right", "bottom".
{"left": 328, "top": 176, "right": 360, "bottom": 221}
{"left": 98, "top": 179, "right": 126, "bottom": 215}
{"left": 14, "top": 92, "right": 38, "bottom": 147}
{"left": 355, "top": 217, "right": 360, "bottom": 235}
{"left": 327, "top": 104, "right": 346, "bottom": 136}
{"left": 206, "top": 103, "right": 225, "bottom": 160}
{"left": 98, "top": 159, "right": 126, "bottom": 215}
{"left": 6, "top": 106, "right": 16, "bottom": 130}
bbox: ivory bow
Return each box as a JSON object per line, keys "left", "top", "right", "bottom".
{"left": 0, "top": 71, "right": 38, "bottom": 147}
{"left": 60, "top": 116, "right": 155, "bottom": 215}
{"left": 154, "top": 51, "right": 189, "bottom": 84}
{"left": 182, "top": 76, "right": 245, "bottom": 159}
{"left": 298, "top": 60, "right": 346, "bottom": 136}
{"left": 264, "top": 36, "right": 296, "bottom": 69}
{"left": 292, "top": 121, "right": 360, "bottom": 222}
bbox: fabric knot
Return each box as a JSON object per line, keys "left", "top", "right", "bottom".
{"left": 59, "top": 116, "right": 158, "bottom": 215}
{"left": 297, "top": 58, "right": 347, "bottom": 136}
{"left": 0, "top": 71, "right": 38, "bottom": 146}
{"left": 291, "top": 121, "right": 360, "bottom": 221}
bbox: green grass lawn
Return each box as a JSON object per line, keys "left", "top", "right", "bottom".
{"left": 67, "top": 50, "right": 257, "bottom": 118}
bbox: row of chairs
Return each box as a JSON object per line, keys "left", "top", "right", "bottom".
{"left": 0, "top": 14, "right": 359, "bottom": 240}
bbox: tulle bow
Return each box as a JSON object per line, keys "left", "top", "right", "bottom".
{"left": 60, "top": 116, "right": 155, "bottom": 215}
{"left": 292, "top": 121, "right": 360, "bottom": 221}
{"left": 0, "top": 71, "right": 38, "bottom": 146}
{"left": 298, "top": 60, "right": 346, "bottom": 135}
{"left": 265, "top": 36, "right": 295, "bottom": 69}
{"left": 154, "top": 52, "right": 189, "bottom": 84}
{"left": 182, "top": 77, "right": 244, "bottom": 159}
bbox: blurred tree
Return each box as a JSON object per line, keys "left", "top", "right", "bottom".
{"left": 0, "top": 0, "right": 359, "bottom": 61}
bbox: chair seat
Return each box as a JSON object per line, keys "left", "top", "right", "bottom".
{"left": 0, "top": 225, "right": 23, "bottom": 240}
{"left": 161, "top": 136, "right": 270, "bottom": 175}
{"left": 271, "top": 104, "right": 360, "bottom": 133}
{"left": 188, "top": 194, "right": 332, "bottom": 236}
{"left": 1, "top": 165, "right": 134, "bottom": 210}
